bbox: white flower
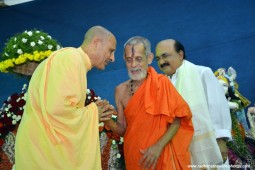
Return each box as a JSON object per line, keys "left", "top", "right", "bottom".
{"left": 47, "top": 35, "right": 52, "bottom": 39}
{"left": 16, "top": 98, "right": 20, "bottom": 102}
{"left": 16, "top": 115, "right": 22, "bottom": 121}
{"left": 22, "top": 84, "right": 27, "bottom": 90}
{"left": 5, "top": 108, "right": 9, "bottom": 112}
{"left": 112, "top": 140, "right": 116, "bottom": 145}
{"left": 120, "top": 137, "right": 124, "bottom": 142}
{"left": 99, "top": 122, "right": 104, "bottom": 127}
{"left": 12, "top": 115, "right": 17, "bottom": 119}
{"left": 12, "top": 120, "right": 17, "bottom": 125}
{"left": 117, "top": 153, "right": 121, "bottom": 158}
{"left": 13, "top": 44, "right": 17, "bottom": 48}
{"left": 48, "top": 45, "right": 53, "bottom": 50}
{"left": 5, "top": 52, "right": 9, "bottom": 56}
{"left": 22, "top": 38, "right": 27, "bottom": 43}
{"left": 38, "top": 40, "right": 43, "bottom": 45}
{"left": 40, "top": 36, "right": 45, "bottom": 40}
{"left": 17, "top": 49, "right": 23, "bottom": 54}
{"left": 88, "top": 96, "right": 91, "bottom": 99}
{"left": 27, "top": 31, "right": 33, "bottom": 36}
{"left": 86, "top": 89, "right": 91, "bottom": 93}
{"left": 14, "top": 37, "right": 17, "bottom": 41}
{"left": 57, "top": 45, "right": 61, "bottom": 50}
{"left": 36, "top": 30, "right": 40, "bottom": 33}
{"left": 30, "top": 42, "right": 36, "bottom": 47}
{"left": 7, "top": 113, "right": 11, "bottom": 117}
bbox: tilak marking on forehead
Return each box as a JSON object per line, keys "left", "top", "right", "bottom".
{"left": 131, "top": 45, "right": 135, "bottom": 58}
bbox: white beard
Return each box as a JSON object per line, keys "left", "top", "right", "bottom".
{"left": 128, "top": 68, "right": 147, "bottom": 80}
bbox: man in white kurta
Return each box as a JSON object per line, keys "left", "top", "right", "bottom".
{"left": 15, "top": 26, "right": 117, "bottom": 170}
{"left": 155, "top": 39, "right": 232, "bottom": 170}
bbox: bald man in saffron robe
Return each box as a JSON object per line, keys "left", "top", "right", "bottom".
{"left": 15, "top": 26, "right": 117, "bottom": 170}
{"left": 105, "top": 36, "right": 194, "bottom": 170}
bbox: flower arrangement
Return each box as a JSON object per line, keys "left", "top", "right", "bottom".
{"left": 0, "top": 29, "right": 61, "bottom": 73}
{"left": 85, "top": 89, "right": 125, "bottom": 169}
{"left": 0, "top": 87, "right": 125, "bottom": 169}
{"left": 215, "top": 67, "right": 255, "bottom": 167}
{"left": 0, "top": 84, "right": 27, "bottom": 146}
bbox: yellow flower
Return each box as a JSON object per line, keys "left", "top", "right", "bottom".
{"left": 0, "top": 29, "right": 61, "bottom": 73}
{"left": 27, "top": 54, "right": 34, "bottom": 60}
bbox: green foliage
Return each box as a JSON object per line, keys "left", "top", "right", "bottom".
{"left": 1, "top": 29, "right": 61, "bottom": 61}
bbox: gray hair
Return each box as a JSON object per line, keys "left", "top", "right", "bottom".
{"left": 123, "top": 36, "right": 151, "bottom": 57}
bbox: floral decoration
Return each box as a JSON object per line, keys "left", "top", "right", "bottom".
{"left": 0, "top": 84, "right": 27, "bottom": 146}
{"left": 0, "top": 86, "right": 125, "bottom": 169}
{"left": 0, "top": 29, "right": 61, "bottom": 73}
{"left": 85, "top": 89, "right": 125, "bottom": 169}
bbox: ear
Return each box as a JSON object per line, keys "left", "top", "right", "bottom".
{"left": 148, "top": 53, "right": 154, "bottom": 64}
{"left": 92, "top": 37, "right": 102, "bottom": 48}
{"left": 179, "top": 50, "right": 184, "bottom": 61}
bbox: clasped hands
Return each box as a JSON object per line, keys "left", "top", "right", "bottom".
{"left": 95, "top": 99, "right": 115, "bottom": 122}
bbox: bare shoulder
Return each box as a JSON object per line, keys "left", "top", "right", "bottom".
{"left": 115, "top": 80, "right": 130, "bottom": 108}
{"left": 116, "top": 80, "right": 129, "bottom": 92}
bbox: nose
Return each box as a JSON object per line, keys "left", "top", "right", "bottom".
{"left": 157, "top": 57, "right": 164, "bottom": 65}
{"left": 110, "top": 53, "right": 115, "bottom": 62}
{"left": 131, "top": 59, "right": 137, "bottom": 67}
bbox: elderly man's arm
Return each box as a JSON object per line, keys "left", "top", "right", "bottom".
{"left": 139, "top": 118, "right": 181, "bottom": 170}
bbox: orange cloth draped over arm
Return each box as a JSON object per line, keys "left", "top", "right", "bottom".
{"left": 124, "top": 67, "right": 194, "bottom": 170}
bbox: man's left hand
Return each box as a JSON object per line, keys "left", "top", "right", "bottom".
{"left": 139, "top": 144, "right": 163, "bottom": 170}
{"left": 217, "top": 138, "right": 228, "bottom": 163}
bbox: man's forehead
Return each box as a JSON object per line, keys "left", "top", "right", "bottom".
{"left": 125, "top": 44, "right": 145, "bottom": 56}
{"left": 156, "top": 43, "right": 174, "bottom": 56}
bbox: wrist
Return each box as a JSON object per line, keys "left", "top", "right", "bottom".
{"left": 217, "top": 137, "right": 228, "bottom": 142}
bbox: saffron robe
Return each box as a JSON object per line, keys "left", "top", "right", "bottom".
{"left": 15, "top": 47, "right": 101, "bottom": 170}
{"left": 171, "top": 60, "right": 232, "bottom": 168}
{"left": 124, "top": 67, "right": 194, "bottom": 170}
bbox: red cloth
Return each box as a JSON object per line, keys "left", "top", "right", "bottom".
{"left": 124, "top": 67, "right": 194, "bottom": 170}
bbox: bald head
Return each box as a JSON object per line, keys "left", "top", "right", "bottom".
{"left": 83, "top": 26, "right": 115, "bottom": 45}
{"left": 80, "top": 26, "right": 116, "bottom": 70}
{"left": 156, "top": 39, "right": 175, "bottom": 47}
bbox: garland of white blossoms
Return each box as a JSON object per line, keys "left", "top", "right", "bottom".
{"left": 0, "top": 29, "right": 61, "bottom": 73}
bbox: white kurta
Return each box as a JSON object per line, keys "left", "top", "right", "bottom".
{"left": 170, "top": 60, "right": 231, "bottom": 170}
{"left": 197, "top": 65, "right": 232, "bottom": 140}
